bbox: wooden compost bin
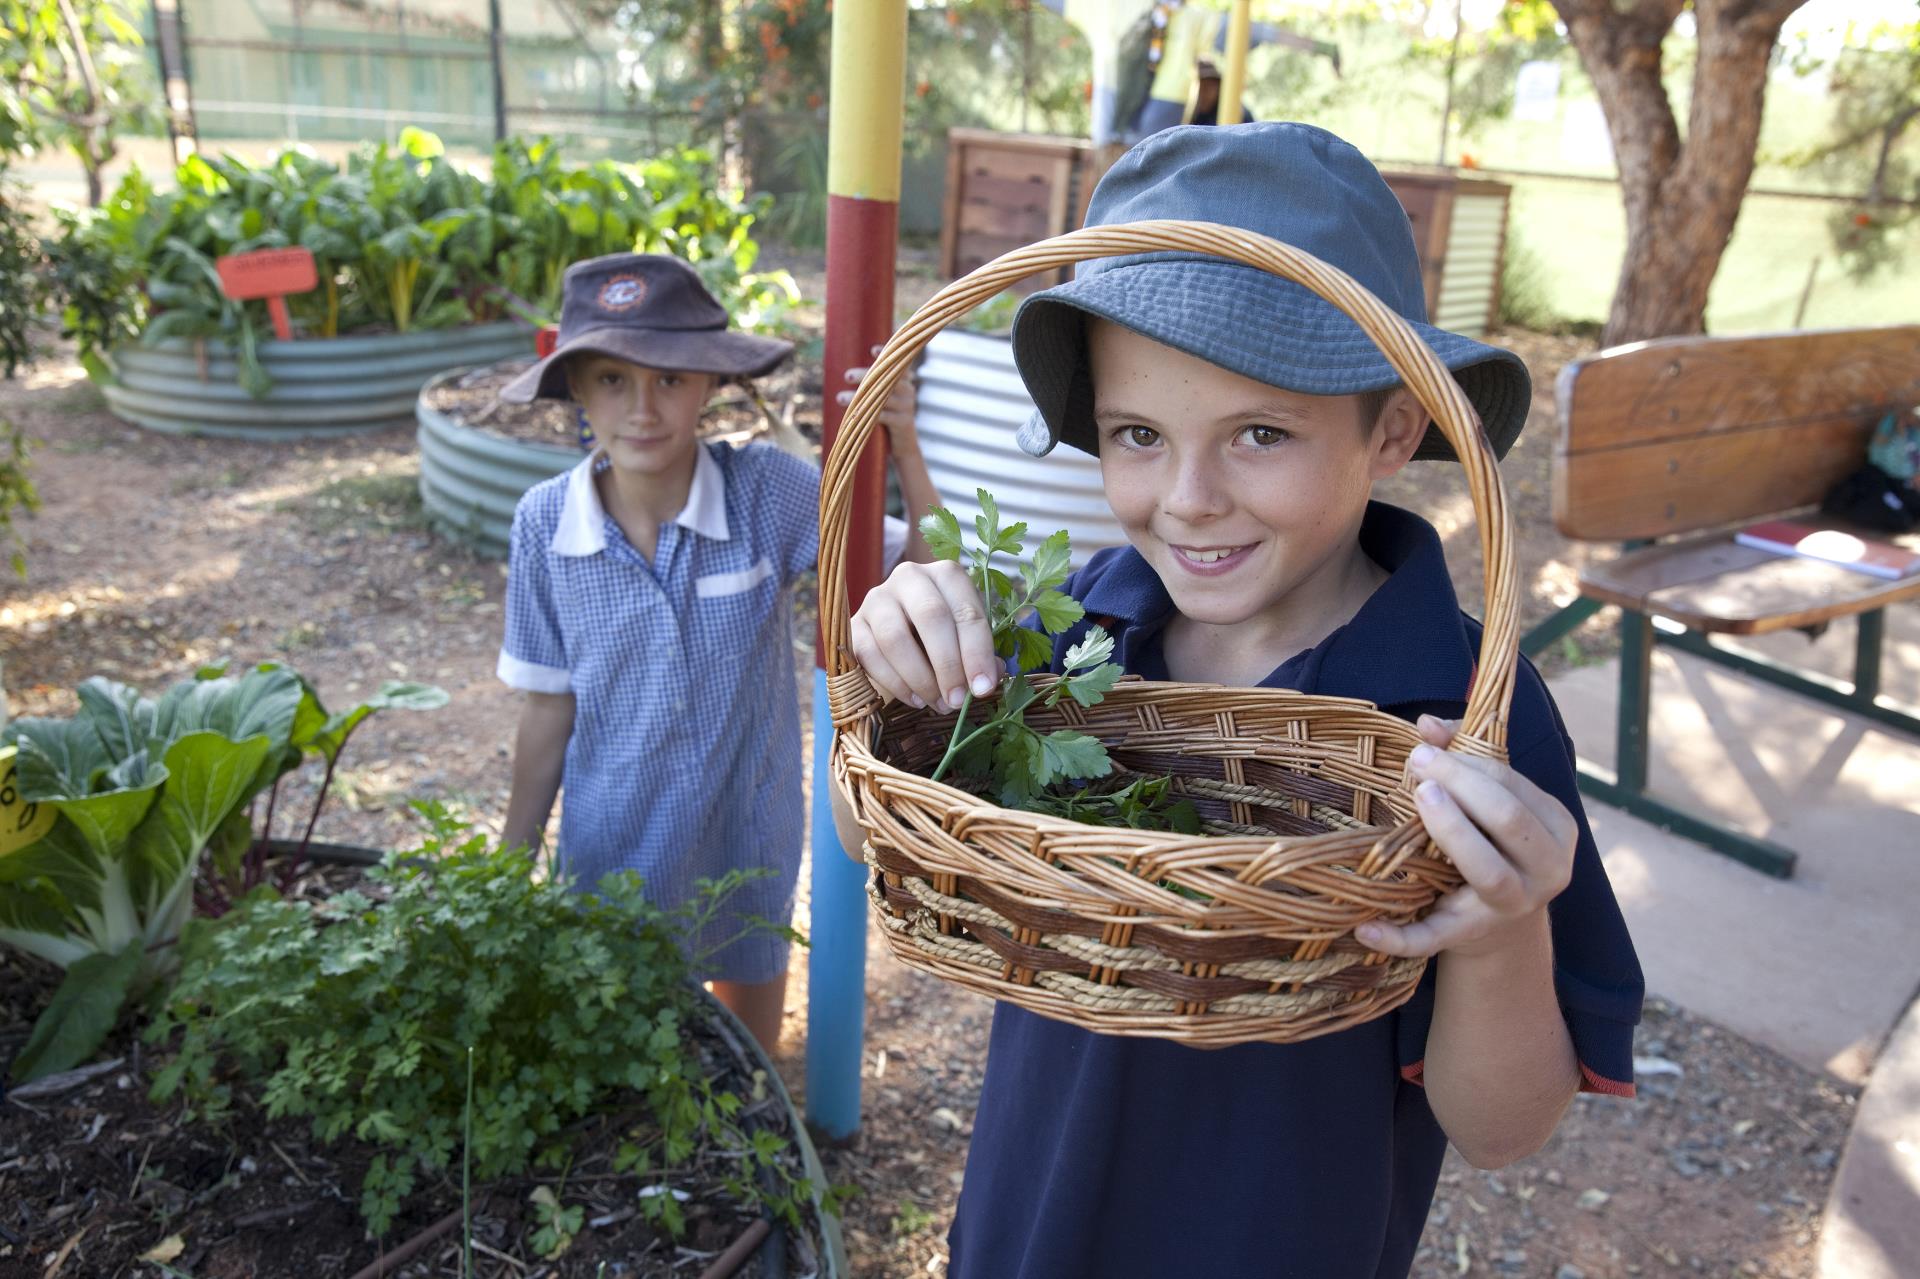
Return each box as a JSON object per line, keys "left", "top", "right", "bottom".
{"left": 939, "top": 128, "right": 1094, "bottom": 293}
{"left": 937, "top": 128, "right": 1511, "bottom": 335}
{"left": 1377, "top": 170, "right": 1512, "bottom": 338}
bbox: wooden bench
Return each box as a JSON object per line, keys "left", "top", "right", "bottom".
{"left": 1521, "top": 325, "right": 1920, "bottom": 878}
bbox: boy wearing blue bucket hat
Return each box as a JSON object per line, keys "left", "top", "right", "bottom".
{"left": 494, "top": 252, "right": 942, "bottom": 1051}
{"left": 841, "top": 124, "right": 1642, "bottom": 1277}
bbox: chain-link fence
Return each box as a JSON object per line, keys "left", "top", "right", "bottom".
{"left": 162, "top": 0, "right": 708, "bottom": 157}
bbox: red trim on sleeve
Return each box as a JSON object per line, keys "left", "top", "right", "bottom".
{"left": 1579, "top": 1063, "right": 1636, "bottom": 1098}
{"left": 1399, "top": 1059, "right": 1637, "bottom": 1099}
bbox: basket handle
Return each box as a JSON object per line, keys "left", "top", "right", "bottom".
{"left": 820, "top": 220, "right": 1519, "bottom": 753}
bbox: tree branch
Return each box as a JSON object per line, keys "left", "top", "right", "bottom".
{"left": 1718, "top": 0, "right": 1816, "bottom": 25}
{"left": 1633, "top": 0, "right": 1691, "bottom": 31}
{"left": 1869, "top": 104, "right": 1920, "bottom": 201}
{"left": 1545, "top": 0, "right": 1610, "bottom": 22}
{"left": 53, "top": 0, "right": 105, "bottom": 115}
{"left": 1565, "top": 0, "right": 1686, "bottom": 38}
{"left": 1791, "top": 106, "right": 1918, "bottom": 171}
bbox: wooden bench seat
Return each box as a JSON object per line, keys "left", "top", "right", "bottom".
{"left": 1523, "top": 324, "right": 1920, "bottom": 878}
{"left": 1578, "top": 519, "right": 1920, "bottom": 636}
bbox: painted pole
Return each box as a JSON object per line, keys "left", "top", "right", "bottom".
{"left": 1219, "top": 0, "right": 1252, "bottom": 126}
{"left": 809, "top": 0, "right": 908, "bottom": 1142}
{"left": 487, "top": 0, "right": 509, "bottom": 143}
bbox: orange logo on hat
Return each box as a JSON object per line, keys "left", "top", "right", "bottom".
{"left": 598, "top": 274, "right": 649, "bottom": 311}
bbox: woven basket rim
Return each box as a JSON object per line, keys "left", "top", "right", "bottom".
{"left": 820, "top": 218, "right": 1519, "bottom": 754}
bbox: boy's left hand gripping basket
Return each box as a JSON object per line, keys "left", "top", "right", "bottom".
{"left": 820, "top": 221, "right": 1519, "bottom": 1047}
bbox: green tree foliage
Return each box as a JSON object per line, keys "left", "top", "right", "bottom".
{"left": 0, "top": 414, "right": 37, "bottom": 576}
{"left": 1406, "top": 0, "right": 1570, "bottom": 138}
{"left": 594, "top": 0, "right": 1091, "bottom": 243}
{"left": 0, "top": 173, "right": 49, "bottom": 378}
{"left": 0, "top": 0, "right": 161, "bottom": 205}
{"left": 1783, "top": 17, "right": 1920, "bottom": 280}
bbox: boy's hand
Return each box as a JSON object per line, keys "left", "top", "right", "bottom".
{"left": 1356, "top": 715, "right": 1576, "bottom": 961}
{"left": 849, "top": 559, "right": 1000, "bottom": 713}
{"left": 840, "top": 344, "right": 921, "bottom": 460}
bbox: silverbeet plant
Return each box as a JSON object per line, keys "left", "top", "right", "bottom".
{"left": 917, "top": 491, "right": 1198, "bottom": 833}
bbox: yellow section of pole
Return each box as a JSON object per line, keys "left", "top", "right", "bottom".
{"left": 826, "top": 0, "right": 908, "bottom": 201}
{"left": 1219, "top": 0, "right": 1252, "bottom": 126}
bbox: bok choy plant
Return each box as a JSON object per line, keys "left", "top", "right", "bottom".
{"left": 0, "top": 662, "right": 446, "bottom": 1083}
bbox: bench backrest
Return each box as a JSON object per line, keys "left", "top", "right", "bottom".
{"left": 1552, "top": 325, "right": 1920, "bottom": 540}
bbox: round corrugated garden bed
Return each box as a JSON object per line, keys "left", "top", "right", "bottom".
{"left": 101, "top": 322, "right": 533, "bottom": 440}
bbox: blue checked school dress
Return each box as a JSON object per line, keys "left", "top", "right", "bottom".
{"left": 498, "top": 440, "right": 904, "bottom": 982}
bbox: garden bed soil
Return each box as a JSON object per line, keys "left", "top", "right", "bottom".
{"left": 0, "top": 244, "right": 1854, "bottom": 1276}
{"left": 420, "top": 360, "right": 814, "bottom": 453}
{"left": 1, "top": 861, "right": 821, "bottom": 1279}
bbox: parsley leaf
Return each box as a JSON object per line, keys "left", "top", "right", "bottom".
{"left": 1031, "top": 589, "right": 1085, "bottom": 635}
{"left": 1037, "top": 730, "right": 1113, "bottom": 786}
{"left": 1061, "top": 626, "right": 1115, "bottom": 673}
{"left": 919, "top": 508, "right": 964, "bottom": 562}
{"left": 1060, "top": 661, "right": 1123, "bottom": 708}
{"left": 1010, "top": 627, "right": 1055, "bottom": 674}
{"left": 1028, "top": 530, "right": 1073, "bottom": 594}
{"left": 918, "top": 494, "right": 1184, "bottom": 835}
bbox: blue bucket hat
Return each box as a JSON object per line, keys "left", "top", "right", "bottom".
{"left": 1011, "top": 123, "right": 1530, "bottom": 463}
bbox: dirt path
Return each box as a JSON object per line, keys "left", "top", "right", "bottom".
{"left": 0, "top": 315, "right": 1847, "bottom": 1277}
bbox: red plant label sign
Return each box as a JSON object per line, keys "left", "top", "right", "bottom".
{"left": 0, "top": 746, "right": 57, "bottom": 858}
{"left": 216, "top": 248, "right": 319, "bottom": 341}
{"left": 215, "top": 248, "right": 318, "bottom": 300}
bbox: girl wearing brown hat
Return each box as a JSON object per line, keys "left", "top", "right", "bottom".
{"left": 496, "top": 252, "right": 940, "bottom": 1050}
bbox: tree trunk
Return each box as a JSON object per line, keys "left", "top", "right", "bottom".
{"left": 55, "top": 0, "right": 108, "bottom": 206}
{"left": 1556, "top": 0, "right": 1810, "bottom": 347}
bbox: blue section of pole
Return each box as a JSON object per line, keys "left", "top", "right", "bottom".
{"left": 805, "top": 665, "right": 866, "bottom": 1139}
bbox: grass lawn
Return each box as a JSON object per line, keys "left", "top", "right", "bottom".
{"left": 1505, "top": 177, "right": 1920, "bottom": 333}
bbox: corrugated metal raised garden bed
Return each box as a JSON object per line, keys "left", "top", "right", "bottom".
{"left": 101, "top": 322, "right": 534, "bottom": 441}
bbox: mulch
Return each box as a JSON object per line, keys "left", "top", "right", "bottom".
{"left": 0, "top": 861, "right": 821, "bottom": 1279}
{"left": 419, "top": 361, "right": 821, "bottom": 454}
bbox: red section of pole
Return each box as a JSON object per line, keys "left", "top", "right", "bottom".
{"left": 808, "top": 189, "right": 899, "bottom": 1141}
{"left": 818, "top": 192, "right": 900, "bottom": 656}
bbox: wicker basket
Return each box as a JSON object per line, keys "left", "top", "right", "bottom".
{"left": 820, "top": 221, "right": 1519, "bottom": 1047}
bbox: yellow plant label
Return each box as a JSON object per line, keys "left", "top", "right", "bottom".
{"left": 0, "top": 745, "right": 56, "bottom": 857}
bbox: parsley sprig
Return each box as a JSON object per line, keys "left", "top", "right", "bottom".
{"left": 914, "top": 491, "right": 1194, "bottom": 834}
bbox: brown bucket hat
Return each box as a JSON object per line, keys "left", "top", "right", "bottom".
{"left": 499, "top": 252, "right": 794, "bottom": 403}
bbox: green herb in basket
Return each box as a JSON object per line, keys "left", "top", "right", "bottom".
{"left": 916, "top": 490, "right": 1197, "bottom": 833}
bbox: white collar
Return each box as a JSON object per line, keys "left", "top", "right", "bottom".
{"left": 550, "top": 443, "right": 731, "bottom": 556}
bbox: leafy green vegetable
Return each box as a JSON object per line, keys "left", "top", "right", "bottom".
{"left": 1023, "top": 776, "right": 1203, "bottom": 836}
{"left": 51, "top": 132, "right": 801, "bottom": 397}
{"left": 0, "top": 664, "right": 446, "bottom": 1082}
{"left": 8, "top": 941, "right": 141, "bottom": 1081}
{"left": 149, "top": 805, "right": 821, "bottom": 1239}
{"left": 916, "top": 492, "right": 1192, "bottom": 833}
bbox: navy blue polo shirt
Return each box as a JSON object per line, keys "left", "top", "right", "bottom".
{"left": 947, "top": 501, "right": 1643, "bottom": 1279}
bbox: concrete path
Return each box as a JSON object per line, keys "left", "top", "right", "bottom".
{"left": 1817, "top": 994, "right": 1920, "bottom": 1279}
{"left": 1549, "top": 610, "right": 1920, "bottom": 1279}
{"left": 1547, "top": 612, "right": 1920, "bottom": 1087}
